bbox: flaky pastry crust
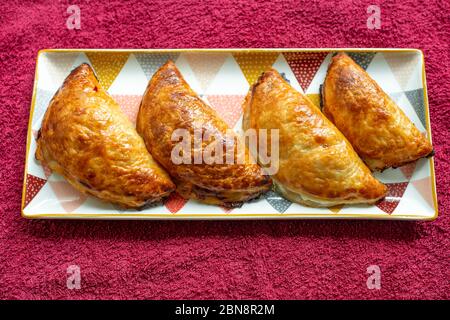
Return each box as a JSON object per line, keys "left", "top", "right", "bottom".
{"left": 36, "top": 64, "right": 175, "bottom": 209}
{"left": 137, "top": 61, "right": 271, "bottom": 207}
{"left": 243, "top": 68, "right": 387, "bottom": 207}
{"left": 322, "top": 53, "right": 433, "bottom": 171}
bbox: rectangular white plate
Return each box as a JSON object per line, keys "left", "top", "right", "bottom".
{"left": 22, "top": 49, "right": 438, "bottom": 220}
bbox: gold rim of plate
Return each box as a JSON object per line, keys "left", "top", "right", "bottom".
{"left": 22, "top": 48, "right": 438, "bottom": 220}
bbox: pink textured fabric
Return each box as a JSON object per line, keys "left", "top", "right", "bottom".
{"left": 0, "top": 0, "right": 449, "bottom": 300}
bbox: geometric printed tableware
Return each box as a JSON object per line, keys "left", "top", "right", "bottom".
{"left": 23, "top": 49, "right": 438, "bottom": 220}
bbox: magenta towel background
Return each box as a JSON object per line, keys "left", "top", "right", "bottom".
{"left": 0, "top": 0, "right": 449, "bottom": 299}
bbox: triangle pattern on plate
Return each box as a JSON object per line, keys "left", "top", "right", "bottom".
{"left": 185, "top": 53, "right": 227, "bottom": 92}
{"left": 164, "top": 191, "right": 188, "bottom": 213}
{"left": 233, "top": 52, "right": 279, "bottom": 85}
{"left": 205, "top": 55, "right": 250, "bottom": 95}
{"left": 24, "top": 174, "right": 47, "bottom": 208}
{"left": 347, "top": 52, "right": 376, "bottom": 70}
{"left": 40, "top": 163, "right": 52, "bottom": 179}
{"left": 376, "top": 182, "right": 409, "bottom": 214}
{"left": 86, "top": 52, "right": 129, "bottom": 90}
{"left": 404, "top": 89, "right": 426, "bottom": 128}
{"left": 26, "top": 50, "right": 434, "bottom": 218}
{"left": 411, "top": 177, "right": 434, "bottom": 209}
{"left": 366, "top": 53, "right": 403, "bottom": 93}
{"left": 399, "top": 161, "right": 417, "bottom": 180}
{"left": 387, "top": 91, "right": 405, "bottom": 104}
{"left": 69, "top": 52, "right": 92, "bottom": 70}
{"left": 111, "top": 94, "right": 142, "bottom": 124}
{"left": 272, "top": 53, "right": 304, "bottom": 93}
{"left": 264, "top": 190, "right": 292, "bottom": 213}
{"left": 283, "top": 52, "right": 328, "bottom": 92}
{"left": 107, "top": 54, "right": 149, "bottom": 95}
{"left": 41, "top": 52, "right": 79, "bottom": 90}
{"left": 32, "top": 89, "right": 54, "bottom": 129}
{"left": 206, "top": 95, "right": 245, "bottom": 128}
{"left": 135, "top": 53, "right": 180, "bottom": 80}
{"left": 49, "top": 181, "right": 88, "bottom": 213}
{"left": 384, "top": 52, "right": 419, "bottom": 90}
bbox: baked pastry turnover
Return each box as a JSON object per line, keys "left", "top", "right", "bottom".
{"left": 322, "top": 53, "right": 433, "bottom": 171}
{"left": 243, "top": 68, "right": 387, "bottom": 207}
{"left": 137, "top": 61, "right": 272, "bottom": 207}
{"left": 36, "top": 64, "right": 175, "bottom": 208}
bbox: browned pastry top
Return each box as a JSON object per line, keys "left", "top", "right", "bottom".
{"left": 36, "top": 64, "right": 175, "bottom": 208}
{"left": 137, "top": 61, "right": 271, "bottom": 207}
{"left": 243, "top": 68, "right": 387, "bottom": 206}
{"left": 322, "top": 53, "right": 433, "bottom": 171}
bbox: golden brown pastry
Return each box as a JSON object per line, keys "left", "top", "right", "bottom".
{"left": 322, "top": 53, "right": 433, "bottom": 171}
{"left": 36, "top": 64, "right": 175, "bottom": 208}
{"left": 137, "top": 61, "right": 271, "bottom": 207}
{"left": 243, "top": 68, "right": 387, "bottom": 207}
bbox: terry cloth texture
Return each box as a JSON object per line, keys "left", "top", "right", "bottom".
{"left": 0, "top": 0, "right": 449, "bottom": 299}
